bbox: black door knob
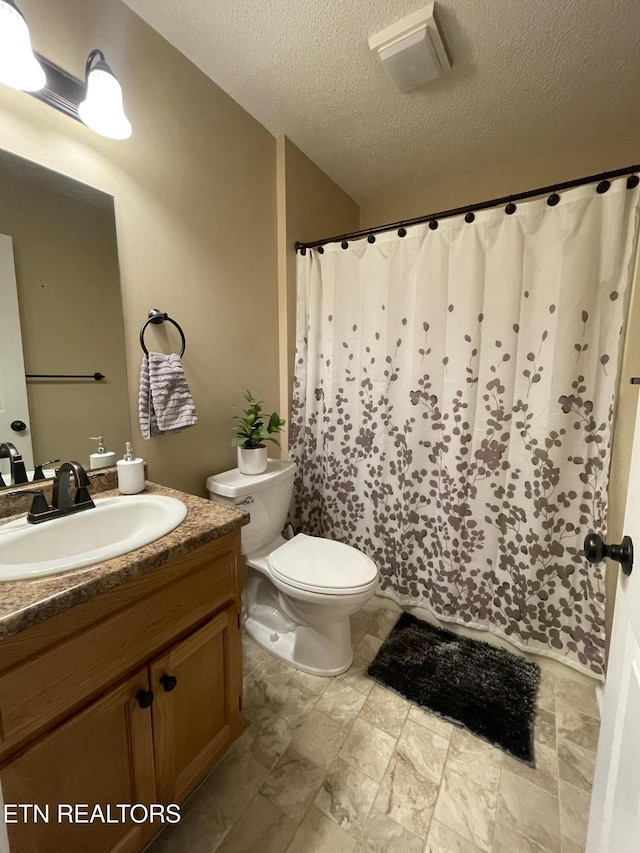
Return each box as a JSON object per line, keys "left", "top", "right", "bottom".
{"left": 160, "top": 674, "right": 178, "bottom": 692}
{"left": 584, "top": 533, "right": 634, "bottom": 576}
{"left": 10, "top": 420, "right": 26, "bottom": 432}
{"left": 136, "top": 689, "right": 154, "bottom": 708}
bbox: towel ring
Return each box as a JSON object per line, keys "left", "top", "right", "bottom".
{"left": 140, "top": 309, "right": 186, "bottom": 357}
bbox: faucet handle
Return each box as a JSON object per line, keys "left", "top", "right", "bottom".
{"left": 75, "top": 471, "right": 106, "bottom": 503}
{"left": 71, "top": 463, "right": 97, "bottom": 507}
{"left": 32, "top": 459, "right": 60, "bottom": 482}
{"left": 5, "top": 489, "right": 52, "bottom": 522}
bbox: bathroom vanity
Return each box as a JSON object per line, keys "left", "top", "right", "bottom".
{"left": 0, "top": 480, "right": 248, "bottom": 853}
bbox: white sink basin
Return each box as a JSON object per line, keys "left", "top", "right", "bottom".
{"left": 0, "top": 494, "right": 188, "bottom": 581}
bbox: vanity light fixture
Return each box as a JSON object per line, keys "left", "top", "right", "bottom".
{"left": 0, "top": 4, "right": 132, "bottom": 141}
{"left": 0, "top": 0, "right": 45, "bottom": 92}
{"left": 78, "top": 49, "right": 131, "bottom": 140}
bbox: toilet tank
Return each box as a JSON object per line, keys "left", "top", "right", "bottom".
{"left": 206, "top": 459, "right": 296, "bottom": 555}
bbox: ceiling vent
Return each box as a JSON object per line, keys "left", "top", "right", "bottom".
{"left": 368, "top": 3, "right": 451, "bottom": 93}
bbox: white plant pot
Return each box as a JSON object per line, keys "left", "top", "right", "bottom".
{"left": 237, "top": 446, "right": 268, "bottom": 475}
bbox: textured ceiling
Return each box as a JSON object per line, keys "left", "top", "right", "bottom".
{"left": 123, "top": 0, "right": 640, "bottom": 204}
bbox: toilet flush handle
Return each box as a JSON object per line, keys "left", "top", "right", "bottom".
{"left": 236, "top": 496, "right": 254, "bottom": 507}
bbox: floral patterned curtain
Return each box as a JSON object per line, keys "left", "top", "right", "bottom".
{"left": 290, "top": 178, "right": 640, "bottom": 677}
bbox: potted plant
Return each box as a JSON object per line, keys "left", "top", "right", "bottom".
{"left": 232, "top": 390, "right": 285, "bottom": 475}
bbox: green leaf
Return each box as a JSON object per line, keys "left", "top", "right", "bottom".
{"left": 242, "top": 390, "right": 263, "bottom": 407}
{"left": 268, "top": 412, "right": 280, "bottom": 430}
{"left": 231, "top": 436, "right": 248, "bottom": 447}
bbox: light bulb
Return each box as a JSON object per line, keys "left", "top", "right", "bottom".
{"left": 0, "top": 0, "right": 45, "bottom": 92}
{"left": 78, "top": 54, "right": 131, "bottom": 140}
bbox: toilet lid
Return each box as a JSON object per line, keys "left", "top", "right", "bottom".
{"left": 267, "top": 533, "right": 378, "bottom": 592}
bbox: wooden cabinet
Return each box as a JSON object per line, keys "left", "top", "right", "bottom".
{"left": 0, "top": 532, "right": 245, "bottom": 853}
{"left": 151, "top": 610, "right": 238, "bottom": 803}
{"left": 2, "top": 670, "right": 157, "bottom": 853}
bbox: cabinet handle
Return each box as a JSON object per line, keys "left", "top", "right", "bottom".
{"left": 160, "top": 674, "right": 178, "bottom": 692}
{"left": 136, "top": 689, "right": 154, "bottom": 708}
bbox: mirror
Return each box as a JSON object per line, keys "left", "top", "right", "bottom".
{"left": 0, "top": 149, "right": 130, "bottom": 489}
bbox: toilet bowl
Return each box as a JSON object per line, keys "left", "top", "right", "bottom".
{"left": 206, "top": 460, "right": 378, "bottom": 676}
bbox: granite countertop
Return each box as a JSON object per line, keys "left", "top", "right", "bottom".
{"left": 0, "top": 481, "right": 249, "bottom": 641}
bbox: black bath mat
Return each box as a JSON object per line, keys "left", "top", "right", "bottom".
{"left": 367, "top": 612, "right": 539, "bottom": 765}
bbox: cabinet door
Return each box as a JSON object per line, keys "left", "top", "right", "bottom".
{"left": 1, "top": 670, "right": 157, "bottom": 853}
{"left": 150, "top": 609, "right": 238, "bottom": 803}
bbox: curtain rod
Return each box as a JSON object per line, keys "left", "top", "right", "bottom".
{"left": 295, "top": 163, "right": 640, "bottom": 252}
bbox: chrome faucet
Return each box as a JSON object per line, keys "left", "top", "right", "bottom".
{"left": 7, "top": 461, "right": 100, "bottom": 524}
{"left": 0, "top": 442, "right": 28, "bottom": 486}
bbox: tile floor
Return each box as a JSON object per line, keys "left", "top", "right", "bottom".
{"left": 147, "top": 598, "right": 600, "bottom": 853}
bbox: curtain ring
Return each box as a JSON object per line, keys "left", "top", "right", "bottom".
{"left": 596, "top": 179, "right": 611, "bottom": 194}
{"left": 547, "top": 192, "right": 560, "bottom": 206}
{"left": 341, "top": 240, "right": 349, "bottom": 250}
{"left": 367, "top": 232, "right": 376, "bottom": 244}
{"left": 627, "top": 175, "right": 639, "bottom": 189}
{"left": 465, "top": 212, "right": 475, "bottom": 223}
{"left": 317, "top": 245, "right": 324, "bottom": 254}
{"left": 398, "top": 225, "right": 407, "bottom": 237}
{"left": 428, "top": 219, "right": 439, "bottom": 230}
{"left": 505, "top": 201, "right": 517, "bottom": 215}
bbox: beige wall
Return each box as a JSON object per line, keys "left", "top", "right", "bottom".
{"left": 360, "top": 139, "right": 640, "bottom": 228}
{"left": 0, "top": 161, "right": 130, "bottom": 467}
{"left": 360, "top": 137, "right": 640, "bottom": 658}
{"left": 276, "top": 136, "right": 359, "bottom": 450}
{"left": 0, "top": 0, "right": 278, "bottom": 496}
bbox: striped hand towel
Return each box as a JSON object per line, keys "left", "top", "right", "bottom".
{"left": 139, "top": 353, "right": 198, "bottom": 439}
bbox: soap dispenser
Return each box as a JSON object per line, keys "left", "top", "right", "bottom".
{"left": 89, "top": 436, "right": 116, "bottom": 469}
{"left": 117, "top": 441, "right": 145, "bottom": 494}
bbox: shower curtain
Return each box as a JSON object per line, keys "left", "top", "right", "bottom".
{"left": 290, "top": 178, "right": 640, "bottom": 676}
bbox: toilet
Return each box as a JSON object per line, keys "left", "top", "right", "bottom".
{"left": 206, "top": 460, "right": 378, "bottom": 676}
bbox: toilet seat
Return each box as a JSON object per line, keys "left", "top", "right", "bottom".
{"left": 267, "top": 533, "right": 378, "bottom": 595}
